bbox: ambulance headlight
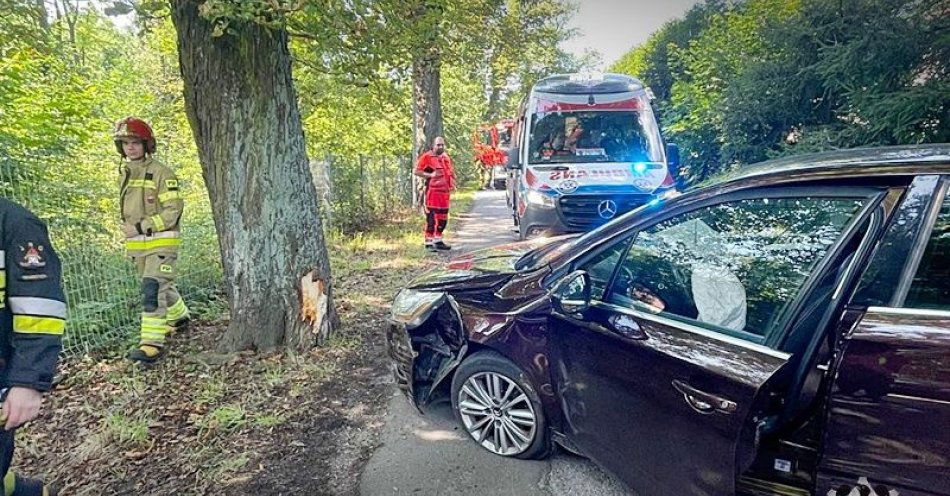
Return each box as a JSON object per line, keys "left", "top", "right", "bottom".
{"left": 526, "top": 190, "right": 555, "bottom": 209}
{"left": 391, "top": 289, "right": 445, "bottom": 328}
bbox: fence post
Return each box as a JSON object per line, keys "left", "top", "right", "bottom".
{"left": 360, "top": 155, "right": 366, "bottom": 214}
{"left": 324, "top": 154, "right": 335, "bottom": 227}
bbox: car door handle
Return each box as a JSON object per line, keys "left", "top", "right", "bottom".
{"left": 671, "top": 379, "right": 737, "bottom": 415}
{"left": 607, "top": 314, "right": 648, "bottom": 340}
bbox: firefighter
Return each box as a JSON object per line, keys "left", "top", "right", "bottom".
{"left": 113, "top": 117, "right": 189, "bottom": 363}
{"left": 0, "top": 198, "right": 66, "bottom": 495}
{"left": 413, "top": 136, "right": 456, "bottom": 251}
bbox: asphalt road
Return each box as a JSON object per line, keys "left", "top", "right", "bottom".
{"left": 359, "top": 189, "right": 631, "bottom": 496}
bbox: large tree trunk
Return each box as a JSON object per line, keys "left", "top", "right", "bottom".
{"left": 170, "top": 0, "right": 335, "bottom": 351}
{"left": 33, "top": 0, "right": 49, "bottom": 30}
{"left": 411, "top": 49, "right": 443, "bottom": 159}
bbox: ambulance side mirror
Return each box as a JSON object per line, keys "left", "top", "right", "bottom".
{"left": 506, "top": 147, "right": 521, "bottom": 170}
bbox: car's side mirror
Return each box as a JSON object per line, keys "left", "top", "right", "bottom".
{"left": 506, "top": 146, "right": 522, "bottom": 170}
{"left": 553, "top": 270, "right": 591, "bottom": 314}
{"left": 666, "top": 143, "right": 681, "bottom": 178}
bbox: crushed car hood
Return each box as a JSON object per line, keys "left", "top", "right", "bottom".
{"left": 408, "top": 236, "right": 573, "bottom": 291}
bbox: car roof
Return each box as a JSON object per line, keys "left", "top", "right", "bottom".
{"left": 698, "top": 144, "right": 950, "bottom": 190}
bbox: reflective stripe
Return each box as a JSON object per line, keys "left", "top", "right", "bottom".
{"left": 151, "top": 214, "right": 165, "bottom": 232}
{"left": 158, "top": 191, "right": 181, "bottom": 202}
{"left": 127, "top": 179, "right": 157, "bottom": 189}
{"left": 0, "top": 271, "right": 5, "bottom": 289}
{"left": 4, "top": 471, "right": 15, "bottom": 496}
{"left": 125, "top": 231, "right": 182, "bottom": 252}
{"left": 126, "top": 238, "right": 182, "bottom": 251}
{"left": 167, "top": 297, "right": 189, "bottom": 320}
{"left": 0, "top": 250, "right": 5, "bottom": 269}
{"left": 126, "top": 231, "right": 181, "bottom": 242}
{"left": 9, "top": 296, "right": 67, "bottom": 318}
{"left": 141, "top": 314, "right": 167, "bottom": 342}
{"left": 13, "top": 315, "right": 65, "bottom": 335}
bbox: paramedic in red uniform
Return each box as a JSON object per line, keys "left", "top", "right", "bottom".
{"left": 413, "top": 136, "right": 456, "bottom": 251}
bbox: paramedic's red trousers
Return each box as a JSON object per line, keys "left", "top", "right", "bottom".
{"left": 424, "top": 190, "right": 451, "bottom": 244}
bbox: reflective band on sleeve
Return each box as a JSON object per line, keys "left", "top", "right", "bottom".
{"left": 0, "top": 271, "right": 5, "bottom": 289}
{"left": 0, "top": 250, "right": 5, "bottom": 269}
{"left": 9, "top": 296, "right": 67, "bottom": 318}
{"left": 127, "top": 179, "right": 157, "bottom": 189}
{"left": 158, "top": 191, "right": 181, "bottom": 202}
{"left": 151, "top": 214, "right": 165, "bottom": 232}
{"left": 13, "top": 315, "right": 65, "bottom": 335}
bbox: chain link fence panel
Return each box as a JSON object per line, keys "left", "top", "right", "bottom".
{"left": 0, "top": 144, "right": 223, "bottom": 356}
{"left": 2, "top": 149, "right": 418, "bottom": 356}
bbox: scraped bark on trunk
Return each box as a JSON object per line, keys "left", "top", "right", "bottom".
{"left": 171, "top": 0, "right": 335, "bottom": 351}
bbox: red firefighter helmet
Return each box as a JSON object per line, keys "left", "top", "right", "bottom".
{"left": 113, "top": 117, "right": 157, "bottom": 156}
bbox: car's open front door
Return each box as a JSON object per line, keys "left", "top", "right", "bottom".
{"left": 552, "top": 303, "right": 790, "bottom": 496}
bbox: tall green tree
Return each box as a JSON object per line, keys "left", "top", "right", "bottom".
{"left": 169, "top": 0, "right": 336, "bottom": 351}
{"left": 611, "top": 0, "right": 949, "bottom": 184}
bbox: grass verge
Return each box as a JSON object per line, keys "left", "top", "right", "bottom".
{"left": 17, "top": 187, "right": 479, "bottom": 495}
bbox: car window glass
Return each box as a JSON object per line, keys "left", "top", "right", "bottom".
{"left": 607, "top": 196, "right": 866, "bottom": 340}
{"left": 904, "top": 192, "right": 950, "bottom": 310}
{"left": 578, "top": 239, "right": 630, "bottom": 301}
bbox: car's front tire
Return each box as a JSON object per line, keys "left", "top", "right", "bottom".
{"left": 451, "top": 351, "right": 553, "bottom": 459}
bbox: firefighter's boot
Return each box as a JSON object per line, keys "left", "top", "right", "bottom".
{"left": 127, "top": 344, "right": 165, "bottom": 364}
{"left": 4, "top": 472, "right": 59, "bottom": 496}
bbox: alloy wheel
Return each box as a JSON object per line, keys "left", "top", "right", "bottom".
{"left": 457, "top": 371, "right": 537, "bottom": 456}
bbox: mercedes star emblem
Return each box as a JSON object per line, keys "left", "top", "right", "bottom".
{"left": 558, "top": 179, "right": 579, "bottom": 194}
{"left": 598, "top": 200, "right": 618, "bottom": 219}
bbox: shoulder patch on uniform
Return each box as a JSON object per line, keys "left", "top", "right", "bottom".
{"left": 18, "top": 242, "right": 46, "bottom": 269}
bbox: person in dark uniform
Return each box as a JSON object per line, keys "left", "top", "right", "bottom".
{"left": 0, "top": 198, "right": 66, "bottom": 496}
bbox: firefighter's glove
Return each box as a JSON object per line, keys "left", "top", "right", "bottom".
{"left": 139, "top": 217, "right": 157, "bottom": 235}
{"left": 120, "top": 223, "right": 139, "bottom": 238}
{"left": 1, "top": 387, "right": 43, "bottom": 430}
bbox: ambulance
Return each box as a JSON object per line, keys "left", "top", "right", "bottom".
{"left": 506, "top": 73, "right": 680, "bottom": 239}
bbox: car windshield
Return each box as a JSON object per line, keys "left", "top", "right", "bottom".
{"left": 528, "top": 110, "right": 663, "bottom": 164}
{"left": 528, "top": 202, "right": 657, "bottom": 268}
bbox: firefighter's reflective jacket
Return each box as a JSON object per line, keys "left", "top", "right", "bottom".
{"left": 119, "top": 157, "right": 184, "bottom": 256}
{"left": 0, "top": 199, "right": 65, "bottom": 392}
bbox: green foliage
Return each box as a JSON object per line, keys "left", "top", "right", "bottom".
{"left": 0, "top": 6, "right": 223, "bottom": 355}
{"left": 610, "top": 0, "right": 949, "bottom": 184}
{"left": 2, "top": 0, "right": 581, "bottom": 353}
{"left": 198, "top": 404, "right": 247, "bottom": 432}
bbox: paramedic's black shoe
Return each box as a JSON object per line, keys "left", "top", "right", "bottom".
{"left": 434, "top": 241, "right": 452, "bottom": 251}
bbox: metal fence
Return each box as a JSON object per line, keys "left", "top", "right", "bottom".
{"left": 1, "top": 149, "right": 417, "bottom": 356}
{"left": 312, "top": 154, "right": 419, "bottom": 231}
{"left": 0, "top": 143, "right": 223, "bottom": 356}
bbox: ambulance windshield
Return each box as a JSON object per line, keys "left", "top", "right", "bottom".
{"left": 528, "top": 109, "right": 664, "bottom": 165}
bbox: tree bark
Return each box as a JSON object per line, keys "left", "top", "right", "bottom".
{"left": 170, "top": 0, "right": 335, "bottom": 351}
{"left": 412, "top": 50, "right": 444, "bottom": 159}
{"left": 33, "top": 0, "right": 48, "bottom": 30}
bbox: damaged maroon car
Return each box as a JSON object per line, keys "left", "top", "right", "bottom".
{"left": 386, "top": 145, "right": 950, "bottom": 496}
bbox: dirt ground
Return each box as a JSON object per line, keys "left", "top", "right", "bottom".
{"left": 16, "top": 210, "right": 459, "bottom": 495}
